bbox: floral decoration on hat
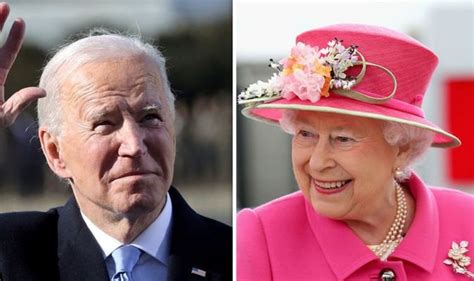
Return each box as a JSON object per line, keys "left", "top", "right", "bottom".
{"left": 238, "top": 38, "right": 397, "bottom": 106}
{"left": 444, "top": 241, "right": 474, "bottom": 279}
{"left": 239, "top": 39, "right": 357, "bottom": 103}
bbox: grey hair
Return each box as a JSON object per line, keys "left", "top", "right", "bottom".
{"left": 382, "top": 121, "right": 434, "bottom": 181}
{"left": 280, "top": 109, "right": 435, "bottom": 181}
{"left": 37, "top": 28, "right": 175, "bottom": 136}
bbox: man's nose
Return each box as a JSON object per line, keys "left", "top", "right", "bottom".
{"left": 308, "top": 139, "right": 336, "bottom": 172}
{"left": 117, "top": 120, "right": 147, "bottom": 157}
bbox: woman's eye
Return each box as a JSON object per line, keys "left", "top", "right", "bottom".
{"left": 294, "top": 129, "right": 318, "bottom": 147}
{"left": 298, "top": 130, "right": 314, "bottom": 138}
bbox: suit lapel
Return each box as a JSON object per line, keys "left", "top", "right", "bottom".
{"left": 167, "top": 187, "right": 226, "bottom": 281}
{"left": 57, "top": 198, "right": 109, "bottom": 281}
{"left": 54, "top": 188, "right": 227, "bottom": 281}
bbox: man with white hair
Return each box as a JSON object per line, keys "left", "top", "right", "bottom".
{"left": 0, "top": 3, "right": 231, "bottom": 281}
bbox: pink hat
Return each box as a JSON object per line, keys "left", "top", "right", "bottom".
{"left": 239, "top": 24, "right": 460, "bottom": 148}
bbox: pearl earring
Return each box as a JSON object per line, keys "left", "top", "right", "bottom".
{"left": 394, "top": 167, "right": 404, "bottom": 180}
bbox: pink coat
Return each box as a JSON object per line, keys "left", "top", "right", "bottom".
{"left": 237, "top": 174, "right": 474, "bottom": 280}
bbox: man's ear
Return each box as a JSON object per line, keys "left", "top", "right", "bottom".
{"left": 38, "top": 128, "right": 71, "bottom": 179}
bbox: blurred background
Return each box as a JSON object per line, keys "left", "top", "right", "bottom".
{"left": 236, "top": 0, "right": 474, "bottom": 208}
{"left": 0, "top": 0, "right": 232, "bottom": 224}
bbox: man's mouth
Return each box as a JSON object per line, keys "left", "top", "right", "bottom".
{"left": 111, "top": 170, "right": 157, "bottom": 182}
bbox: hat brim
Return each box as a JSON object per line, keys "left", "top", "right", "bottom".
{"left": 242, "top": 96, "right": 461, "bottom": 148}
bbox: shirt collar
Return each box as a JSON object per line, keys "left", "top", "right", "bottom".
{"left": 305, "top": 172, "right": 439, "bottom": 280}
{"left": 81, "top": 192, "right": 173, "bottom": 265}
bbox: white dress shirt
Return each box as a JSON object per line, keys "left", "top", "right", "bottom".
{"left": 81, "top": 193, "right": 173, "bottom": 280}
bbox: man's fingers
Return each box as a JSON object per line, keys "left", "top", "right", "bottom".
{"left": 0, "top": 3, "right": 24, "bottom": 87}
{"left": 5, "top": 87, "right": 46, "bottom": 113}
{"left": 1, "top": 87, "right": 46, "bottom": 126}
{"left": 3, "top": 18, "right": 25, "bottom": 51}
{"left": 0, "top": 18, "right": 25, "bottom": 72}
{"left": 0, "top": 3, "right": 34, "bottom": 128}
{"left": 0, "top": 85, "right": 4, "bottom": 104}
{"left": 0, "top": 3, "right": 10, "bottom": 32}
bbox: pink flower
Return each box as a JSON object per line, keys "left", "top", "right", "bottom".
{"left": 277, "top": 42, "right": 328, "bottom": 103}
{"left": 280, "top": 42, "right": 320, "bottom": 74}
{"left": 280, "top": 68, "right": 325, "bottom": 103}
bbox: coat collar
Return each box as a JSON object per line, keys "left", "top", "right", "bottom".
{"left": 57, "top": 197, "right": 109, "bottom": 281}
{"left": 167, "top": 186, "right": 229, "bottom": 281}
{"left": 306, "top": 172, "right": 439, "bottom": 280}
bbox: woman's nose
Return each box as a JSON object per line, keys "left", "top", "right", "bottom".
{"left": 308, "top": 139, "right": 336, "bottom": 172}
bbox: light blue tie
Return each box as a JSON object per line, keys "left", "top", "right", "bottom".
{"left": 111, "top": 245, "right": 141, "bottom": 281}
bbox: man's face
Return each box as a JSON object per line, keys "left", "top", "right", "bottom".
{"left": 56, "top": 55, "right": 175, "bottom": 220}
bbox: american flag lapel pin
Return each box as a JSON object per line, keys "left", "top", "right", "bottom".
{"left": 191, "top": 267, "right": 207, "bottom": 277}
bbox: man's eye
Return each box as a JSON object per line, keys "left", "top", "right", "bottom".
{"left": 141, "top": 114, "right": 162, "bottom": 125}
{"left": 94, "top": 120, "right": 114, "bottom": 128}
{"left": 93, "top": 120, "right": 115, "bottom": 133}
{"left": 334, "top": 136, "right": 356, "bottom": 145}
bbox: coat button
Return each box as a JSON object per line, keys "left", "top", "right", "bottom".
{"left": 379, "top": 269, "right": 396, "bottom": 281}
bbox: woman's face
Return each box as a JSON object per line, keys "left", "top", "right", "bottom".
{"left": 291, "top": 111, "right": 404, "bottom": 220}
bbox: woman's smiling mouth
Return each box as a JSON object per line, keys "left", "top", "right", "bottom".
{"left": 312, "top": 179, "right": 353, "bottom": 194}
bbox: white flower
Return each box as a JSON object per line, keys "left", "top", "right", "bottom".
{"left": 444, "top": 259, "right": 453, "bottom": 265}
{"left": 268, "top": 73, "right": 283, "bottom": 92}
{"left": 449, "top": 241, "right": 469, "bottom": 260}
{"left": 336, "top": 43, "right": 345, "bottom": 53}
{"left": 460, "top": 256, "right": 472, "bottom": 267}
{"left": 444, "top": 240, "right": 474, "bottom": 279}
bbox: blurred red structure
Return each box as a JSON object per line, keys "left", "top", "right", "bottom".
{"left": 446, "top": 78, "right": 474, "bottom": 183}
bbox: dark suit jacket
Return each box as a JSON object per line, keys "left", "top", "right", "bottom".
{"left": 0, "top": 186, "right": 231, "bottom": 281}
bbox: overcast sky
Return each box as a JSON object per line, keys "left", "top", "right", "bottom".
{"left": 235, "top": 0, "right": 471, "bottom": 61}
{"left": 2, "top": 0, "right": 230, "bottom": 49}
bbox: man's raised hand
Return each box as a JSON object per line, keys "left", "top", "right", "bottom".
{"left": 0, "top": 2, "right": 45, "bottom": 128}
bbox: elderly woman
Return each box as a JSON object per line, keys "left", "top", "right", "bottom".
{"left": 237, "top": 24, "right": 474, "bottom": 280}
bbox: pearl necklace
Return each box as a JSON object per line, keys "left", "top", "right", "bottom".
{"left": 372, "top": 182, "right": 408, "bottom": 260}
